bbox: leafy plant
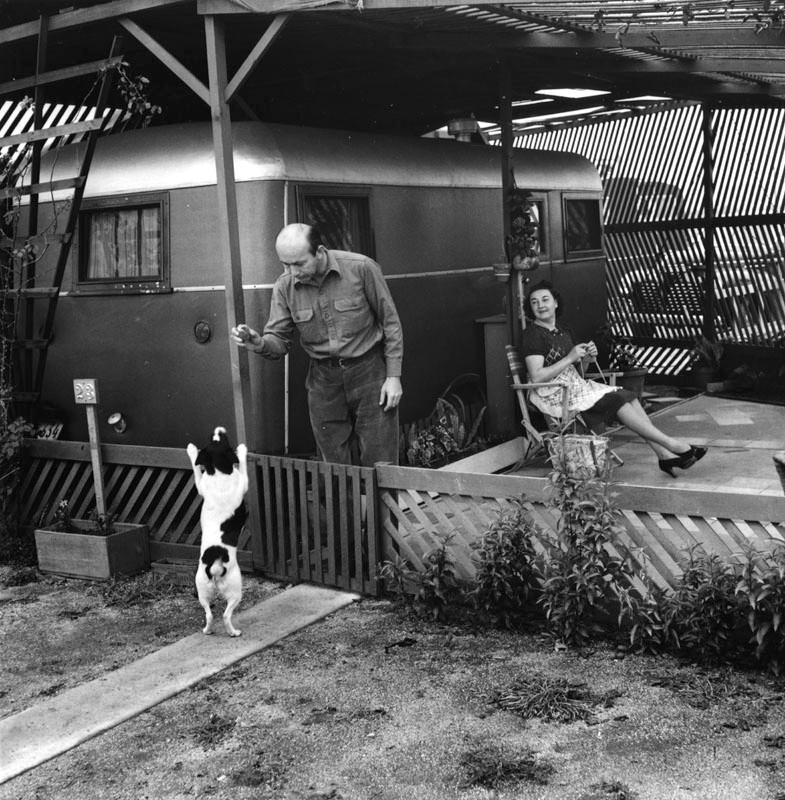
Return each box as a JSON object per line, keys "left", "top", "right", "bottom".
{"left": 663, "top": 548, "right": 746, "bottom": 663}
{"left": 491, "top": 673, "right": 620, "bottom": 723}
{"left": 538, "top": 464, "right": 643, "bottom": 647}
{"left": 406, "top": 414, "right": 460, "bottom": 468}
{"left": 471, "top": 497, "right": 542, "bottom": 629}
{"left": 0, "top": 416, "right": 33, "bottom": 532}
{"left": 379, "top": 536, "right": 462, "bottom": 620}
{"left": 110, "top": 60, "right": 162, "bottom": 129}
{"left": 405, "top": 396, "right": 486, "bottom": 468}
{"left": 377, "top": 554, "right": 417, "bottom": 608}
{"left": 507, "top": 189, "right": 541, "bottom": 271}
{"left": 736, "top": 546, "right": 785, "bottom": 675}
{"left": 46, "top": 499, "right": 115, "bottom": 536}
{"left": 690, "top": 334, "right": 724, "bottom": 370}
{"left": 460, "top": 744, "right": 553, "bottom": 789}
{"left": 617, "top": 580, "right": 673, "bottom": 654}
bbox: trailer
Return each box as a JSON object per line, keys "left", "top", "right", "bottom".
{"left": 23, "top": 121, "right": 605, "bottom": 453}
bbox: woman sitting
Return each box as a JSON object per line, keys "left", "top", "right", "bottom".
{"left": 520, "top": 280, "right": 706, "bottom": 477}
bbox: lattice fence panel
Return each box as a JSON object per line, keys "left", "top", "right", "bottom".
{"left": 376, "top": 466, "right": 785, "bottom": 592}
{"left": 19, "top": 440, "right": 252, "bottom": 561}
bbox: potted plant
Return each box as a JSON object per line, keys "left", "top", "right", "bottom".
{"left": 689, "top": 334, "right": 724, "bottom": 389}
{"left": 596, "top": 326, "right": 648, "bottom": 399}
{"left": 507, "top": 189, "right": 541, "bottom": 272}
{"left": 34, "top": 500, "right": 150, "bottom": 581}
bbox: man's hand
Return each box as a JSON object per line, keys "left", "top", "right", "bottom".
{"left": 230, "top": 323, "right": 261, "bottom": 351}
{"left": 379, "top": 377, "right": 403, "bottom": 412}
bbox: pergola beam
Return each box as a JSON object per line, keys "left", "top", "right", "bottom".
{"left": 225, "top": 13, "right": 290, "bottom": 100}
{"left": 0, "top": 57, "right": 125, "bottom": 98}
{"left": 118, "top": 17, "right": 211, "bottom": 106}
{"left": 0, "top": 0, "right": 189, "bottom": 45}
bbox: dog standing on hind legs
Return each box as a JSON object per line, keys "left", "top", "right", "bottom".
{"left": 186, "top": 426, "right": 248, "bottom": 637}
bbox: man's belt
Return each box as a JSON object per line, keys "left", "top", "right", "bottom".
{"left": 314, "top": 343, "right": 382, "bottom": 368}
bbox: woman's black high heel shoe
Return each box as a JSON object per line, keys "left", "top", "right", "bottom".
{"left": 676, "top": 445, "right": 707, "bottom": 470}
{"left": 658, "top": 457, "right": 680, "bottom": 478}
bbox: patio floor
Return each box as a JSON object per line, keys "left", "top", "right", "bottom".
{"left": 513, "top": 393, "right": 785, "bottom": 497}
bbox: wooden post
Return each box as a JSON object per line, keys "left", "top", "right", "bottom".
{"left": 73, "top": 378, "right": 106, "bottom": 517}
{"left": 701, "top": 102, "right": 717, "bottom": 341}
{"left": 204, "top": 15, "right": 264, "bottom": 569}
{"left": 499, "top": 63, "right": 516, "bottom": 346}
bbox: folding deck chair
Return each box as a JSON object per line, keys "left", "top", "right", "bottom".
{"left": 505, "top": 344, "right": 624, "bottom": 469}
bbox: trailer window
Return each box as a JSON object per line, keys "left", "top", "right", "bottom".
{"left": 564, "top": 197, "right": 602, "bottom": 258}
{"left": 76, "top": 193, "right": 169, "bottom": 294}
{"left": 298, "top": 189, "right": 374, "bottom": 258}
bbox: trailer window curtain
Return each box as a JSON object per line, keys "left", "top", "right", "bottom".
{"left": 299, "top": 190, "right": 374, "bottom": 258}
{"left": 76, "top": 193, "right": 169, "bottom": 294}
{"left": 85, "top": 207, "right": 161, "bottom": 279}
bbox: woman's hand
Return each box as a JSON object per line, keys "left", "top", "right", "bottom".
{"left": 570, "top": 343, "right": 591, "bottom": 362}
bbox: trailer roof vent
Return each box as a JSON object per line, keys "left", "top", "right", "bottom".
{"left": 447, "top": 117, "right": 480, "bottom": 143}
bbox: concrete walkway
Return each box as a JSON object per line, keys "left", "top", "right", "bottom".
{"left": 0, "top": 583, "right": 358, "bottom": 785}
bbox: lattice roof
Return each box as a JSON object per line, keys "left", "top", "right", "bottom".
{"left": 1, "top": 0, "right": 784, "bottom": 134}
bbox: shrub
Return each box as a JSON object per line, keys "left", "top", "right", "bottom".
{"left": 664, "top": 548, "right": 747, "bottom": 663}
{"left": 471, "top": 497, "right": 541, "bottom": 629}
{"left": 617, "top": 580, "right": 673, "bottom": 655}
{"left": 0, "top": 416, "right": 34, "bottom": 563}
{"left": 379, "top": 536, "right": 462, "bottom": 621}
{"left": 736, "top": 546, "right": 785, "bottom": 675}
{"left": 538, "top": 464, "right": 643, "bottom": 647}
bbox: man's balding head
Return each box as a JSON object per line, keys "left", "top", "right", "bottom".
{"left": 276, "top": 223, "right": 328, "bottom": 280}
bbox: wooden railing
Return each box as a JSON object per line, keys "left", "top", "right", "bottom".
{"left": 19, "top": 439, "right": 785, "bottom": 594}
{"left": 376, "top": 464, "right": 785, "bottom": 591}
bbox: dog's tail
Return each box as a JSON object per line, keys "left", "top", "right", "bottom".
{"left": 201, "top": 544, "right": 229, "bottom": 579}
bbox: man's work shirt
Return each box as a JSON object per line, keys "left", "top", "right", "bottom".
{"left": 257, "top": 250, "right": 404, "bottom": 378}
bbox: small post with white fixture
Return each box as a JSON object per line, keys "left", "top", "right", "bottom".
{"left": 73, "top": 378, "right": 106, "bottom": 517}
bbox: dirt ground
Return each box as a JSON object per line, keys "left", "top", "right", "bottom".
{"left": 3, "top": 568, "right": 785, "bottom": 800}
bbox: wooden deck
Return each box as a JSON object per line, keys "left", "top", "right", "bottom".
{"left": 512, "top": 393, "right": 785, "bottom": 497}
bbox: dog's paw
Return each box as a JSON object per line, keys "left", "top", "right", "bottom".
{"left": 236, "top": 443, "right": 247, "bottom": 461}
{"left": 226, "top": 628, "right": 242, "bottom": 637}
{"left": 202, "top": 626, "right": 214, "bottom": 635}
{"left": 187, "top": 443, "right": 199, "bottom": 463}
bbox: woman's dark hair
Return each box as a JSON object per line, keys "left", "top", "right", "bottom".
{"left": 305, "top": 224, "right": 327, "bottom": 255}
{"left": 525, "top": 279, "right": 563, "bottom": 317}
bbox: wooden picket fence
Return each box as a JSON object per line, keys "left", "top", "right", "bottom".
{"left": 251, "top": 454, "right": 380, "bottom": 595}
{"left": 18, "top": 439, "right": 785, "bottom": 595}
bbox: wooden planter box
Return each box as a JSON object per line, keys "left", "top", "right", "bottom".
{"left": 34, "top": 521, "right": 150, "bottom": 581}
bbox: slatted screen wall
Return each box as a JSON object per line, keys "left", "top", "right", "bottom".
{"left": 511, "top": 104, "right": 785, "bottom": 374}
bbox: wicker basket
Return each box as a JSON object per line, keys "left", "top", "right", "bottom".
{"left": 546, "top": 433, "right": 609, "bottom": 478}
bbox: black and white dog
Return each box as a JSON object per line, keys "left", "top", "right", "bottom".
{"left": 186, "top": 427, "right": 248, "bottom": 637}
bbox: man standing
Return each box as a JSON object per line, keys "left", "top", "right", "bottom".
{"left": 231, "top": 223, "right": 403, "bottom": 466}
